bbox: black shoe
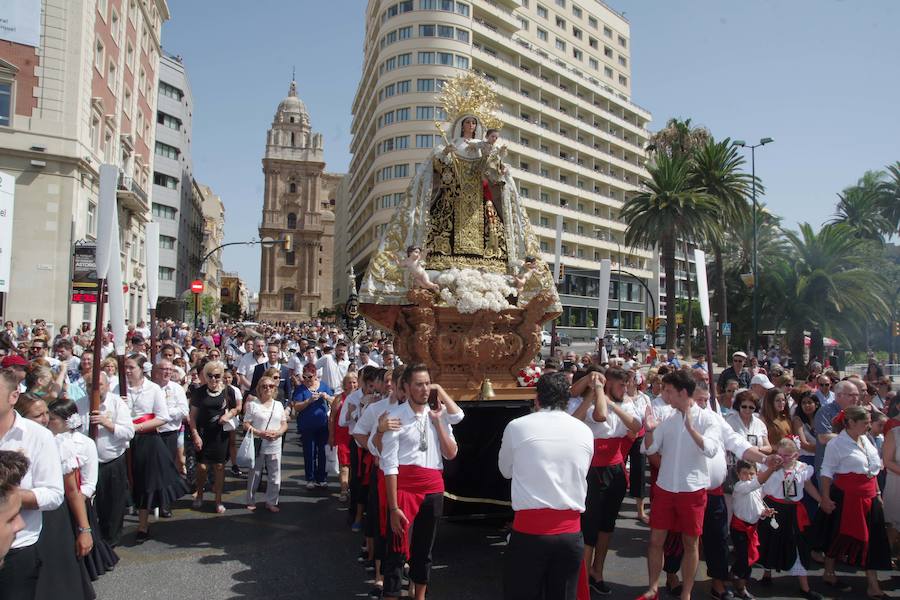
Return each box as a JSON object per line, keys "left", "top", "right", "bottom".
{"left": 733, "top": 589, "right": 755, "bottom": 600}
{"left": 367, "top": 587, "right": 383, "bottom": 599}
{"left": 710, "top": 590, "right": 735, "bottom": 600}
{"left": 230, "top": 465, "right": 244, "bottom": 477}
{"left": 800, "top": 590, "right": 823, "bottom": 600}
{"left": 589, "top": 577, "right": 612, "bottom": 595}
{"left": 757, "top": 576, "right": 773, "bottom": 587}
{"left": 135, "top": 530, "right": 150, "bottom": 544}
{"left": 160, "top": 509, "right": 173, "bottom": 518}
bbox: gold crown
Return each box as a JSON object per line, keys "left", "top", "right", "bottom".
{"left": 436, "top": 72, "right": 503, "bottom": 131}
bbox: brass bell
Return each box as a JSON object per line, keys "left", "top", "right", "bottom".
{"left": 480, "top": 378, "right": 496, "bottom": 400}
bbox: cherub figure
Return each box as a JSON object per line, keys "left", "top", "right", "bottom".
{"left": 513, "top": 256, "right": 539, "bottom": 291}
{"left": 399, "top": 246, "right": 440, "bottom": 292}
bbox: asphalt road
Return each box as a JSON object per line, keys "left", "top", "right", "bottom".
{"left": 94, "top": 432, "right": 899, "bottom": 599}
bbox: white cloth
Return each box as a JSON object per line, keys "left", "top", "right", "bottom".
{"left": 708, "top": 408, "right": 754, "bottom": 489}
{"left": 244, "top": 400, "right": 286, "bottom": 455}
{"left": 338, "top": 388, "right": 363, "bottom": 429}
{"left": 566, "top": 396, "right": 640, "bottom": 439}
{"left": 498, "top": 409, "right": 593, "bottom": 512}
{"left": 158, "top": 381, "right": 189, "bottom": 433}
{"left": 820, "top": 430, "right": 882, "bottom": 479}
{"left": 732, "top": 478, "right": 766, "bottom": 524}
{"left": 316, "top": 353, "right": 349, "bottom": 392}
{"left": 760, "top": 462, "right": 813, "bottom": 501}
{"left": 1, "top": 412, "right": 64, "bottom": 549}
{"left": 67, "top": 431, "right": 99, "bottom": 498}
{"left": 380, "top": 402, "right": 464, "bottom": 476}
{"left": 353, "top": 397, "right": 396, "bottom": 457}
{"left": 125, "top": 378, "right": 169, "bottom": 421}
{"left": 643, "top": 405, "right": 722, "bottom": 493}
{"left": 94, "top": 391, "right": 134, "bottom": 462}
{"left": 247, "top": 453, "right": 281, "bottom": 505}
{"left": 286, "top": 353, "right": 303, "bottom": 376}
{"left": 236, "top": 351, "right": 266, "bottom": 381}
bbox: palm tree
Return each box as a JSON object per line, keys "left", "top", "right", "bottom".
{"left": 879, "top": 161, "right": 900, "bottom": 236}
{"left": 767, "top": 223, "right": 888, "bottom": 378}
{"left": 646, "top": 117, "right": 711, "bottom": 159}
{"left": 689, "top": 137, "right": 755, "bottom": 362}
{"left": 829, "top": 171, "right": 891, "bottom": 243}
{"left": 622, "top": 154, "right": 719, "bottom": 349}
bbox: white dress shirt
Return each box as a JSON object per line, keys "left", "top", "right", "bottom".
{"left": 236, "top": 352, "right": 266, "bottom": 381}
{"left": 353, "top": 396, "right": 396, "bottom": 457}
{"left": 67, "top": 431, "right": 99, "bottom": 498}
{"left": 126, "top": 378, "right": 169, "bottom": 422}
{"left": 158, "top": 381, "right": 189, "bottom": 433}
{"left": 567, "top": 396, "right": 641, "bottom": 439}
{"left": 2, "top": 412, "right": 64, "bottom": 549}
{"left": 644, "top": 404, "right": 722, "bottom": 493}
{"left": 95, "top": 391, "right": 135, "bottom": 462}
{"left": 760, "top": 462, "right": 813, "bottom": 501}
{"left": 732, "top": 478, "right": 766, "bottom": 524}
{"left": 338, "top": 388, "right": 364, "bottom": 429}
{"left": 498, "top": 409, "right": 593, "bottom": 512}
{"left": 708, "top": 408, "right": 754, "bottom": 489}
{"left": 820, "top": 431, "right": 882, "bottom": 479}
{"left": 380, "top": 402, "right": 464, "bottom": 476}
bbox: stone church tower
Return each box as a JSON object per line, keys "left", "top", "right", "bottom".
{"left": 258, "top": 80, "right": 342, "bottom": 322}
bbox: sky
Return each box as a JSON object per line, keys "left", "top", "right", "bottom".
{"left": 160, "top": 0, "right": 900, "bottom": 293}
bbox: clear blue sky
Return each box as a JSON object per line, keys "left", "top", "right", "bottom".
{"left": 161, "top": 1, "right": 899, "bottom": 292}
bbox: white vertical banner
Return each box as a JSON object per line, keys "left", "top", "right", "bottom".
{"left": 107, "top": 224, "right": 127, "bottom": 356}
{"left": 596, "top": 259, "right": 611, "bottom": 340}
{"left": 145, "top": 222, "right": 159, "bottom": 309}
{"left": 694, "top": 249, "right": 711, "bottom": 326}
{"left": 95, "top": 165, "right": 119, "bottom": 279}
{"left": 553, "top": 213, "right": 564, "bottom": 283}
{"left": 0, "top": 171, "right": 15, "bottom": 293}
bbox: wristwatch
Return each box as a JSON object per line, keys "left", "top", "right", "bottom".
{"left": 77, "top": 526, "right": 92, "bottom": 534}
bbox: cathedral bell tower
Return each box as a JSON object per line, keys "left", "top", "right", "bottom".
{"left": 257, "top": 79, "right": 338, "bottom": 322}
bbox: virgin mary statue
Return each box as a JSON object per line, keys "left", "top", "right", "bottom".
{"left": 359, "top": 73, "right": 559, "bottom": 313}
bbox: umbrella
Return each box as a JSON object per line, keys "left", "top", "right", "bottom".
{"left": 803, "top": 336, "right": 839, "bottom": 348}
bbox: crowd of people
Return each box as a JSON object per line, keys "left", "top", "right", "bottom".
{"left": 0, "top": 316, "right": 897, "bottom": 600}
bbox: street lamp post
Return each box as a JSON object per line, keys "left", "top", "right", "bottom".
{"left": 734, "top": 137, "right": 773, "bottom": 359}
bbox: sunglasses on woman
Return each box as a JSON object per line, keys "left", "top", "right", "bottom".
{"left": 207, "top": 373, "right": 223, "bottom": 379}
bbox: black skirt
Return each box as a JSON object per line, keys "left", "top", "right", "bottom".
{"left": 757, "top": 498, "right": 811, "bottom": 572}
{"left": 810, "top": 483, "right": 892, "bottom": 570}
{"left": 83, "top": 499, "right": 118, "bottom": 580}
{"left": 34, "top": 504, "right": 94, "bottom": 600}
{"left": 130, "top": 432, "right": 190, "bottom": 510}
{"left": 196, "top": 423, "right": 230, "bottom": 464}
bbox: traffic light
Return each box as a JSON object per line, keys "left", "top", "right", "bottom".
{"left": 894, "top": 321, "right": 900, "bottom": 337}
{"left": 282, "top": 234, "right": 293, "bottom": 251}
{"left": 558, "top": 263, "right": 565, "bottom": 283}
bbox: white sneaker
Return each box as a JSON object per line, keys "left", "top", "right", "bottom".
{"left": 316, "top": 481, "right": 329, "bottom": 488}
{"left": 306, "top": 481, "right": 316, "bottom": 490}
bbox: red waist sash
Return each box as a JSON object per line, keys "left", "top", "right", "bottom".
{"left": 834, "top": 472, "right": 878, "bottom": 547}
{"left": 708, "top": 485, "right": 724, "bottom": 497}
{"left": 766, "top": 495, "right": 811, "bottom": 531}
{"left": 391, "top": 465, "right": 444, "bottom": 559}
{"left": 133, "top": 413, "right": 156, "bottom": 433}
{"left": 513, "top": 508, "right": 581, "bottom": 535}
{"left": 591, "top": 436, "right": 627, "bottom": 467}
{"left": 730, "top": 515, "right": 760, "bottom": 565}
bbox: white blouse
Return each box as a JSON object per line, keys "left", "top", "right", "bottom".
{"left": 760, "top": 461, "right": 813, "bottom": 501}
{"left": 380, "top": 402, "right": 464, "bottom": 476}
{"left": 244, "top": 400, "right": 286, "bottom": 455}
{"left": 820, "top": 430, "right": 882, "bottom": 479}
{"left": 67, "top": 431, "right": 99, "bottom": 498}
{"left": 126, "top": 378, "right": 169, "bottom": 422}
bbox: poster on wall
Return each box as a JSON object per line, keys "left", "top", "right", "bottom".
{"left": 0, "top": 171, "right": 14, "bottom": 294}
{"left": 71, "top": 243, "right": 100, "bottom": 303}
{"left": 0, "top": 0, "right": 41, "bottom": 48}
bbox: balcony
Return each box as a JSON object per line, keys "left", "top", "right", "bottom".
{"left": 117, "top": 174, "right": 150, "bottom": 216}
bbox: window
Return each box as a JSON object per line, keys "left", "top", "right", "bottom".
{"left": 159, "top": 235, "right": 175, "bottom": 249}
{"left": 285, "top": 251, "right": 295, "bottom": 266}
{"left": 395, "top": 135, "right": 409, "bottom": 149}
{"left": 396, "top": 80, "right": 410, "bottom": 94}
{"left": 416, "top": 106, "right": 434, "bottom": 120}
{"left": 517, "top": 17, "right": 529, "bottom": 31}
{"left": 588, "top": 16, "right": 598, "bottom": 29}
{"left": 456, "top": 2, "right": 470, "bottom": 16}
{"left": 159, "top": 267, "right": 174, "bottom": 281}
{"left": 152, "top": 203, "right": 177, "bottom": 219}
{"left": 398, "top": 53, "right": 411, "bottom": 66}
{"left": 537, "top": 4, "right": 548, "bottom": 18}
{"left": 555, "top": 0, "right": 565, "bottom": 6}
{"left": 287, "top": 213, "right": 297, "bottom": 229}
{"left": 383, "top": 111, "right": 395, "bottom": 125}
{"left": 437, "top": 25, "right": 453, "bottom": 38}
{"left": 398, "top": 26, "right": 412, "bottom": 39}
{"left": 589, "top": 57, "right": 598, "bottom": 70}
{"left": 589, "top": 36, "right": 597, "bottom": 49}
{"left": 94, "top": 39, "right": 104, "bottom": 72}
{"left": 153, "top": 172, "right": 178, "bottom": 189}
{"left": 0, "top": 82, "right": 10, "bottom": 126}
{"left": 573, "top": 48, "right": 582, "bottom": 60}
{"left": 440, "top": 0, "right": 453, "bottom": 10}
{"left": 435, "top": 107, "right": 447, "bottom": 120}
{"left": 604, "top": 66, "right": 613, "bottom": 77}
{"left": 416, "top": 134, "right": 434, "bottom": 148}
{"left": 619, "top": 55, "right": 627, "bottom": 67}
{"left": 537, "top": 28, "right": 547, "bottom": 41}
{"left": 555, "top": 38, "right": 565, "bottom": 51}
{"left": 618, "top": 74, "right": 628, "bottom": 86}
{"left": 456, "top": 28, "right": 469, "bottom": 43}
{"left": 572, "top": 26, "right": 582, "bottom": 39}
{"left": 420, "top": 0, "right": 437, "bottom": 8}
{"left": 157, "top": 111, "right": 180, "bottom": 130}
{"left": 400, "top": 0, "right": 413, "bottom": 12}
{"left": 289, "top": 182, "right": 297, "bottom": 193}
{"left": 417, "top": 79, "right": 434, "bottom": 92}
{"left": 618, "top": 35, "right": 627, "bottom": 48}
{"left": 384, "top": 83, "right": 396, "bottom": 97}
{"left": 603, "top": 25, "right": 612, "bottom": 38}
{"left": 572, "top": 4, "right": 582, "bottom": 17}
{"left": 283, "top": 293, "right": 295, "bottom": 311}
{"left": 418, "top": 51, "right": 435, "bottom": 64}
{"left": 155, "top": 141, "right": 179, "bottom": 159}
{"left": 86, "top": 201, "right": 97, "bottom": 235}
{"left": 159, "top": 81, "right": 183, "bottom": 101}
{"left": 396, "top": 107, "right": 410, "bottom": 121}
{"left": 438, "top": 52, "right": 453, "bottom": 65}
{"left": 456, "top": 56, "right": 469, "bottom": 69}
{"left": 394, "top": 164, "right": 409, "bottom": 177}
{"left": 385, "top": 57, "right": 396, "bottom": 71}
{"left": 556, "top": 16, "right": 566, "bottom": 28}
{"left": 419, "top": 24, "right": 435, "bottom": 37}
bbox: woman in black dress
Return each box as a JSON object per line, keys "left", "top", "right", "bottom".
{"left": 188, "top": 361, "right": 239, "bottom": 514}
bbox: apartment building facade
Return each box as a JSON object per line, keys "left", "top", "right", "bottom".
{"left": 344, "top": 0, "right": 654, "bottom": 340}
{"left": 0, "top": 0, "right": 170, "bottom": 328}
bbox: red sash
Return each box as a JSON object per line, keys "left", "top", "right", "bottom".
{"left": 391, "top": 465, "right": 444, "bottom": 558}
{"left": 482, "top": 179, "right": 493, "bottom": 201}
{"left": 708, "top": 485, "right": 724, "bottom": 497}
{"left": 591, "top": 436, "right": 627, "bottom": 467}
{"left": 358, "top": 447, "right": 373, "bottom": 481}
{"left": 834, "top": 472, "right": 878, "bottom": 547}
{"left": 133, "top": 413, "right": 155, "bottom": 432}
{"left": 884, "top": 418, "right": 900, "bottom": 435}
{"left": 766, "top": 495, "right": 811, "bottom": 531}
{"left": 730, "top": 515, "right": 760, "bottom": 565}
{"left": 513, "top": 508, "right": 581, "bottom": 535}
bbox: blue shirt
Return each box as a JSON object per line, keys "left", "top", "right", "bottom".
{"left": 293, "top": 382, "right": 334, "bottom": 432}
{"left": 813, "top": 402, "right": 842, "bottom": 475}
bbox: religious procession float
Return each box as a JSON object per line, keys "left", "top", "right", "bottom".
{"left": 356, "top": 73, "right": 561, "bottom": 511}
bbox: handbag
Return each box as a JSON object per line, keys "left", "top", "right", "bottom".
{"left": 237, "top": 402, "right": 276, "bottom": 470}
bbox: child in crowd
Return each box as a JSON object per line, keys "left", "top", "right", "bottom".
{"left": 730, "top": 460, "right": 776, "bottom": 599}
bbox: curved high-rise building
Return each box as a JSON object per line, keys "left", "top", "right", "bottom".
{"left": 340, "top": 0, "right": 656, "bottom": 340}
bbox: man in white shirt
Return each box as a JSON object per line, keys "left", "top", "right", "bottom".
{"left": 357, "top": 346, "right": 379, "bottom": 369}
{"left": 639, "top": 370, "right": 722, "bottom": 600}
{"left": 0, "top": 368, "right": 65, "bottom": 598}
{"left": 381, "top": 365, "right": 463, "bottom": 600}
{"left": 90, "top": 371, "right": 135, "bottom": 547}
{"left": 499, "top": 371, "right": 593, "bottom": 600}
{"left": 317, "top": 345, "right": 349, "bottom": 393}
{"left": 236, "top": 338, "right": 267, "bottom": 392}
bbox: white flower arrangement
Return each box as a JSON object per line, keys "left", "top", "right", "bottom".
{"left": 434, "top": 268, "right": 517, "bottom": 314}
